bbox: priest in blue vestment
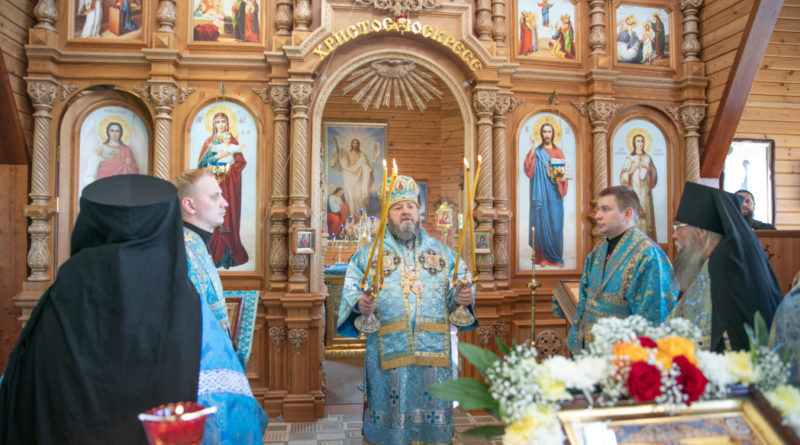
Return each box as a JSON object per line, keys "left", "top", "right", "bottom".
{"left": 176, "top": 168, "right": 267, "bottom": 444}
{"left": 556, "top": 186, "right": 677, "bottom": 352}
{"left": 338, "top": 175, "right": 477, "bottom": 445}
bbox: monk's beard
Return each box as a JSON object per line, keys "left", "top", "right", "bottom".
{"left": 674, "top": 237, "right": 707, "bottom": 291}
{"left": 388, "top": 219, "right": 419, "bottom": 243}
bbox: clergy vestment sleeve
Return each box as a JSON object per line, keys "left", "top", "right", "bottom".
{"left": 623, "top": 246, "right": 678, "bottom": 324}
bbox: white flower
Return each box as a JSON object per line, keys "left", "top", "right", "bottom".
{"left": 695, "top": 350, "right": 736, "bottom": 387}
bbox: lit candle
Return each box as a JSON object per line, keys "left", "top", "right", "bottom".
{"left": 453, "top": 158, "right": 470, "bottom": 281}
{"left": 469, "top": 155, "right": 482, "bottom": 275}
{"left": 377, "top": 160, "right": 398, "bottom": 287}
{"left": 361, "top": 160, "right": 394, "bottom": 288}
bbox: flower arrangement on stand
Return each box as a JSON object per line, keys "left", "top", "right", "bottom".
{"left": 427, "top": 313, "right": 797, "bottom": 445}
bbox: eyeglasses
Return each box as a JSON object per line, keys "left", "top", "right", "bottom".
{"left": 672, "top": 223, "right": 688, "bottom": 231}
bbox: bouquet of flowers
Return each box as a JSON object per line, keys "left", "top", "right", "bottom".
{"left": 427, "top": 313, "right": 796, "bottom": 445}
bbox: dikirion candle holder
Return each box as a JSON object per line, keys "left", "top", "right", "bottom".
{"left": 353, "top": 283, "right": 380, "bottom": 334}
{"left": 449, "top": 276, "right": 476, "bottom": 327}
{"left": 210, "top": 162, "right": 229, "bottom": 184}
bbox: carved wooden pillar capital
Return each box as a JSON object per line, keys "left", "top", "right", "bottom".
{"left": 269, "top": 326, "right": 288, "bottom": 350}
{"left": 157, "top": 0, "right": 177, "bottom": 33}
{"left": 679, "top": 104, "right": 706, "bottom": 183}
{"left": 33, "top": 0, "right": 58, "bottom": 31}
{"left": 680, "top": 0, "right": 704, "bottom": 62}
{"left": 587, "top": 0, "right": 607, "bottom": 55}
{"left": 477, "top": 325, "right": 496, "bottom": 347}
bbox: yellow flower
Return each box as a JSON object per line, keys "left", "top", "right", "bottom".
{"left": 654, "top": 351, "right": 674, "bottom": 370}
{"left": 657, "top": 336, "right": 697, "bottom": 365}
{"left": 726, "top": 351, "right": 759, "bottom": 384}
{"left": 503, "top": 406, "right": 557, "bottom": 445}
{"left": 765, "top": 385, "right": 800, "bottom": 416}
{"left": 536, "top": 369, "right": 570, "bottom": 402}
{"left": 613, "top": 342, "right": 649, "bottom": 365}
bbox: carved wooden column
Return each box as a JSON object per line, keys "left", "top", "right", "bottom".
{"left": 24, "top": 78, "right": 58, "bottom": 282}
{"left": 148, "top": 82, "right": 177, "bottom": 179}
{"left": 586, "top": 99, "right": 621, "bottom": 244}
{"left": 475, "top": 0, "right": 493, "bottom": 41}
{"left": 491, "top": 93, "right": 522, "bottom": 288}
{"left": 680, "top": 0, "right": 703, "bottom": 62}
{"left": 282, "top": 78, "right": 318, "bottom": 421}
{"left": 587, "top": 0, "right": 607, "bottom": 55}
{"left": 276, "top": 0, "right": 293, "bottom": 35}
{"left": 491, "top": 0, "right": 507, "bottom": 47}
{"left": 264, "top": 83, "right": 291, "bottom": 414}
{"left": 156, "top": 0, "right": 176, "bottom": 33}
{"left": 473, "top": 87, "right": 496, "bottom": 283}
{"left": 269, "top": 84, "right": 291, "bottom": 283}
{"left": 288, "top": 79, "right": 313, "bottom": 284}
{"left": 33, "top": 0, "right": 57, "bottom": 30}
{"left": 680, "top": 104, "right": 706, "bottom": 183}
{"left": 293, "top": 0, "right": 311, "bottom": 31}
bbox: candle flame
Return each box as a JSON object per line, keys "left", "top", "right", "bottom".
{"left": 477, "top": 155, "right": 482, "bottom": 164}
{"left": 392, "top": 159, "right": 398, "bottom": 174}
{"left": 383, "top": 159, "right": 387, "bottom": 168}
{"left": 463, "top": 157, "right": 469, "bottom": 168}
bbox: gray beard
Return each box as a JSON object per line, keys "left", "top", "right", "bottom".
{"left": 674, "top": 241, "right": 707, "bottom": 291}
{"left": 388, "top": 219, "right": 419, "bottom": 243}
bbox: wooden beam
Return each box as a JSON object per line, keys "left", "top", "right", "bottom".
{"left": 700, "top": 0, "right": 784, "bottom": 178}
{"left": 0, "top": 49, "right": 27, "bottom": 165}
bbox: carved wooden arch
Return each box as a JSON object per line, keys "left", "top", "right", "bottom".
{"left": 606, "top": 104, "right": 683, "bottom": 251}
{"left": 309, "top": 47, "right": 479, "bottom": 294}
{"left": 509, "top": 104, "right": 586, "bottom": 277}
{"left": 54, "top": 86, "right": 154, "bottom": 266}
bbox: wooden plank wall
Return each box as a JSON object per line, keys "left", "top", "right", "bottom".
{"left": 321, "top": 69, "right": 464, "bottom": 239}
{"left": 0, "top": 0, "right": 32, "bottom": 374}
{"left": 699, "top": 0, "right": 755, "bottom": 144}
{"left": 1, "top": 0, "right": 34, "bottom": 150}
{"left": 735, "top": 1, "right": 800, "bottom": 229}
{"left": 701, "top": 0, "right": 800, "bottom": 229}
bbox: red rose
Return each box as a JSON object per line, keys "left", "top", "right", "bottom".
{"left": 673, "top": 355, "right": 708, "bottom": 403}
{"left": 637, "top": 336, "right": 657, "bottom": 348}
{"left": 627, "top": 362, "right": 663, "bottom": 402}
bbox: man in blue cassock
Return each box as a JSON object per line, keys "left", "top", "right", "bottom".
{"left": 555, "top": 185, "right": 677, "bottom": 352}
{"left": 176, "top": 168, "right": 267, "bottom": 444}
{"left": 338, "top": 175, "right": 477, "bottom": 445}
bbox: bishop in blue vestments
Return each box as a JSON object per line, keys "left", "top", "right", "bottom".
{"left": 338, "top": 175, "right": 477, "bottom": 445}
{"left": 556, "top": 186, "right": 677, "bottom": 352}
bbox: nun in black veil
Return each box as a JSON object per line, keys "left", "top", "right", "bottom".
{"left": 0, "top": 175, "right": 202, "bottom": 444}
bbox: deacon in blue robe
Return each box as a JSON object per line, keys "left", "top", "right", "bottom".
{"left": 338, "top": 175, "right": 477, "bottom": 445}
{"left": 555, "top": 186, "right": 677, "bottom": 352}
{"left": 177, "top": 168, "right": 267, "bottom": 443}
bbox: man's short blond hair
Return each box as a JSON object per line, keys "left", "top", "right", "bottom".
{"left": 174, "top": 168, "right": 214, "bottom": 200}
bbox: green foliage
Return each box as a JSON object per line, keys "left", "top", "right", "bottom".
{"left": 458, "top": 342, "right": 500, "bottom": 379}
{"left": 744, "top": 311, "right": 769, "bottom": 353}
{"left": 426, "top": 378, "right": 498, "bottom": 411}
{"left": 495, "top": 336, "right": 511, "bottom": 356}
{"left": 463, "top": 425, "right": 506, "bottom": 438}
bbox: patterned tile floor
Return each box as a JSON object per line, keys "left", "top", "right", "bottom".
{"left": 263, "top": 404, "right": 503, "bottom": 444}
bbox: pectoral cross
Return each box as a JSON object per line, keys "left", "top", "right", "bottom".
{"left": 401, "top": 270, "right": 415, "bottom": 297}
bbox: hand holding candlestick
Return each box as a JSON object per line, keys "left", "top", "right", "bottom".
{"left": 450, "top": 155, "right": 481, "bottom": 327}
